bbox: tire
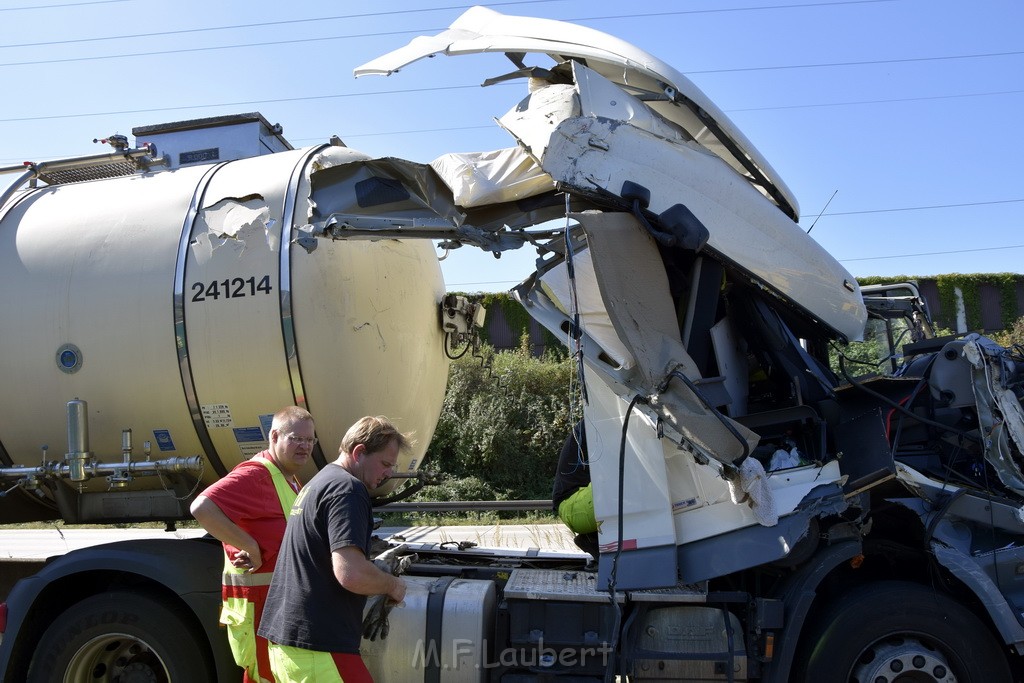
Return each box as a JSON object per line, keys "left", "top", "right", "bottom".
{"left": 26, "top": 590, "right": 213, "bottom": 683}
{"left": 798, "top": 581, "right": 1011, "bottom": 683}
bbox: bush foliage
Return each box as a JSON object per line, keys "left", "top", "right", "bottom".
{"left": 991, "top": 316, "right": 1024, "bottom": 348}
{"left": 420, "top": 341, "right": 579, "bottom": 503}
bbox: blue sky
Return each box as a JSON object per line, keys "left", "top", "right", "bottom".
{"left": 3, "top": 0, "right": 1022, "bottom": 292}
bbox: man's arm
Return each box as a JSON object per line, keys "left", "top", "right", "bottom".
{"left": 332, "top": 545, "right": 406, "bottom": 603}
{"left": 190, "top": 495, "right": 264, "bottom": 571}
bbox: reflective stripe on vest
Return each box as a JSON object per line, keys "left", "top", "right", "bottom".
{"left": 222, "top": 571, "right": 275, "bottom": 587}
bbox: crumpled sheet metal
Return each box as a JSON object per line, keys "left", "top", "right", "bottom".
{"left": 429, "top": 147, "right": 554, "bottom": 208}
{"left": 575, "top": 210, "right": 758, "bottom": 464}
{"left": 191, "top": 194, "right": 274, "bottom": 265}
{"left": 964, "top": 335, "right": 1024, "bottom": 496}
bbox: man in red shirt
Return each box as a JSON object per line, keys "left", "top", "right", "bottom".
{"left": 190, "top": 405, "right": 315, "bottom": 683}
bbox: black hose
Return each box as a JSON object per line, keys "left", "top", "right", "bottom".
{"left": 604, "top": 393, "right": 646, "bottom": 683}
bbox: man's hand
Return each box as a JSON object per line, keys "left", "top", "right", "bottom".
{"left": 387, "top": 575, "right": 407, "bottom": 604}
{"left": 190, "top": 495, "right": 264, "bottom": 572}
{"left": 231, "top": 548, "right": 264, "bottom": 573}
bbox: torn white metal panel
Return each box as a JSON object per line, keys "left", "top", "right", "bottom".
{"left": 301, "top": 156, "right": 467, "bottom": 236}
{"left": 429, "top": 147, "right": 554, "bottom": 208}
{"left": 576, "top": 210, "right": 759, "bottom": 464}
{"left": 584, "top": 369, "right": 678, "bottom": 556}
{"left": 495, "top": 64, "right": 689, "bottom": 163}
{"left": 533, "top": 243, "right": 634, "bottom": 370}
{"left": 496, "top": 63, "right": 714, "bottom": 170}
{"left": 667, "top": 456, "right": 843, "bottom": 545}
{"left": 192, "top": 195, "right": 274, "bottom": 264}
{"left": 496, "top": 83, "right": 581, "bottom": 163}
{"left": 354, "top": 5, "right": 799, "bottom": 219}
{"left": 571, "top": 62, "right": 689, "bottom": 145}
{"left": 300, "top": 152, "right": 574, "bottom": 254}
{"left": 540, "top": 116, "right": 865, "bottom": 342}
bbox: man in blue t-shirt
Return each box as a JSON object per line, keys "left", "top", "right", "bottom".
{"left": 258, "top": 416, "right": 410, "bottom": 682}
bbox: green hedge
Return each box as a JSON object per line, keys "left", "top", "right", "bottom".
{"left": 467, "top": 292, "right": 564, "bottom": 356}
{"left": 857, "top": 273, "right": 1023, "bottom": 332}
{"left": 420, "top": 343, "right": 578, "bottom": 503}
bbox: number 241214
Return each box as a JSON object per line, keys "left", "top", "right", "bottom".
{"left": 191, "top": 275, "right": 272, "bottom": 302}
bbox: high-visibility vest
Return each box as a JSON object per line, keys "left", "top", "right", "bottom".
{"left": 219, "top": 456, "right": 299, "bottom": 683}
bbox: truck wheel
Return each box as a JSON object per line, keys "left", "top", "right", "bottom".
{"left": 799, "top": 580, "right": 1011, "bottom": 682}
{"left": 26, "top": 590, "right": 213, "bottom": 683}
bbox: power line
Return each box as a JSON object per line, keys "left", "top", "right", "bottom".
{"left": 449, "top": 242, "right": 1024, "bottom": 282}
{"left": 729, "top": 89, "right": 1024, "bottom": 112}
{"left": 5, "top": 4, "right": 1008, "bottom": 72}
{"left": 0, "top": 0, "right": 128, "bottom": 11}
{"left": 839, "top": 243, "right": 1024, "bottom": 263}
{"left": 686, "top": 50, "right": 1024, "bottom": 75}
{"left": 0, "top": 84, "right": 486, "bottom": 124}
{"left": 0, "top": 0, "right": 558, "bottom": 48}
{"left": 815, "top": 198, "right": 1024, "bottom": 217}
{"left": 317, "top": 125, "right": 495, "bottom": 141}
{"left": 5, "top": 31, "right": 1016, "bottom": 73}
{"left": 0, "top": 0, "right": 894, "bottom": 49}
{"left": 0, "top": 26, "right": 439, "bottom": 69}
{"left": 0, "top": 78, "right": 1014, "bottom": 128}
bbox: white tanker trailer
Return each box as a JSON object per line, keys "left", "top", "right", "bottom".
{"left": 0, "top": 116, "right": 452, "bottom": 525}
{"left": 0, "top": 114, "right": 479, "bottom": 681}
{"left": 5, "top": 8, "right": 1024, "bottom": 683}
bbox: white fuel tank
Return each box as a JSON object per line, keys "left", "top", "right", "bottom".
{"left": 361, "top": 576, "right": 497, "bottom": 682}
{"left": 0, "top": 145, "right": 449, "bottom": 520}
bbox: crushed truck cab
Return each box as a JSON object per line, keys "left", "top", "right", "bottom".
{"left": 3, "top": 6, "right": 1024, "bottom": 683}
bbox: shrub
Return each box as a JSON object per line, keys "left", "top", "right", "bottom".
{"left": 990, "top": 316, "right": 1024, "bottom": 348}
{"left": 422, "top": 344, "right": 579, "bottom": 502}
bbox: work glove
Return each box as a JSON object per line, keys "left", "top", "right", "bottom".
{"left": 362, "top": 544, "right": 418, "bottom": 641}
{"left": 372, "top": 543, "right": 416, "bottom": 575}
{"left": 362, "top": 594, "right": 395, "bottom": 641}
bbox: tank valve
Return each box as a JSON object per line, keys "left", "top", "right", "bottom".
{"left": 93, "top": 134, "right": 129, "bottom": 151}
{"left": 107, "top": 428, "right": 134, "bottom": 489}
{"left": 65, "top": 399, "right": 94, "bottom": 482}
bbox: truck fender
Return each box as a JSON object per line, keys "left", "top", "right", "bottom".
{"left": 759, "top": 539, "right": 862, "bottom": 683}
{"left": 931, "top": 542, "right": 1024, "bottom": 651}
{"left": 0, "top": 536, "right": 236, "bottom": 682}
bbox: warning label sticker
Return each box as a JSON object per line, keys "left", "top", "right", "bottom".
{"left": 201, "top": 404, "right": 233, "bottom": 429}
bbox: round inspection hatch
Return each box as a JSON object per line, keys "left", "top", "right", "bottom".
{"left": 56, "top": 343, "right": 83, "bottom": 374}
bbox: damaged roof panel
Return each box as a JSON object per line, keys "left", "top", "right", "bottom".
{"left": 355, "top": 5, "right": 800, "bottom": 220}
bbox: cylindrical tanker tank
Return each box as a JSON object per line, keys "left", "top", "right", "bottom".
{"left": 0, "top": 145, "right": 450, "bottom": 522}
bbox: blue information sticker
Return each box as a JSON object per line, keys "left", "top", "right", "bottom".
{"left": 153, "top": 430, "right": 175, "bottom": 452}
{"left": 258, "top": 414, "right": 274, "bottom": 440}
{"left": 233, "top": 426, "right": 266, "bottom": 443}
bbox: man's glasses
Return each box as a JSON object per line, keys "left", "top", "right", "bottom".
{"left": 284, "top": 433, "right": 318, "bottom": 447}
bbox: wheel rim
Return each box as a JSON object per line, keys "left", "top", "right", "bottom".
{"left": 62, "top": 632, "right": 170, "bottom": 683}
{"left": 851, "top": 636, "right": 957, "bottom": 683}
